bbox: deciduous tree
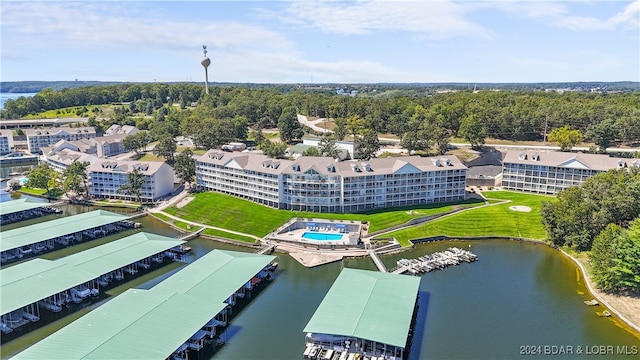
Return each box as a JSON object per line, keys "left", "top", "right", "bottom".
{"left": 548, "top": 126, "right": 583, "bottom": 151}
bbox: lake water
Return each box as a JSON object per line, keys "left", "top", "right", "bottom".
{"left": 2, "top": 200, "right": 639, "bottom": 359}
{"left": 0, "top": 93, "right": 38, "bottom": 110}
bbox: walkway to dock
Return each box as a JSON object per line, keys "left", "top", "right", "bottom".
{"left": 368, "top": 251, "right": 387, "bottom": 273}
{"left": 257, "top": 244, "right": 276, "bottom": 255}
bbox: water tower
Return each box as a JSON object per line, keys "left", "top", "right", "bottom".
{"left": 201, "top": 45, "right": 211, "bottom": 94}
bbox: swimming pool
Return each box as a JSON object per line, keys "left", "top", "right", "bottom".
{"left": 302, "top": 232, "right": 344, "bottom": 241}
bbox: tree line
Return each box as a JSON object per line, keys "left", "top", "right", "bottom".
{"left": 3, "top": 84, "right": 639, "bottom": 146}
{"left": 541, "top": 169, "right": 640, "bottom": 292}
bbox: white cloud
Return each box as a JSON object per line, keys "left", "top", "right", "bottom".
{"left": 498, "top": 0, "right": 640, "bottom": 31}
{"left": 279, "top": 0, "right": 491, "bottom": 39}
{"left": 0, "top": 2, "right": 295, "bottom": 54}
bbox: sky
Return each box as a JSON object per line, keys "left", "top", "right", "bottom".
{"left": 1, "top": 0, "right": 639, "bottom": 84}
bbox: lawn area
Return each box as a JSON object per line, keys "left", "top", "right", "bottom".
{"left": 150, "top": 212, "right": 258, "bottom": 244}
{"left": 384, "top": 190, "right": 556, "bottom": 246}
{"left": 19, "top": 187, "right": 63, "bottom": 199}
{"left": 163, "top": 192, "right": 484, "bottom": 238}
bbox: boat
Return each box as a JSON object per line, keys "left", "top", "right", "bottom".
{"left": 584, "top": 299, "right": 599, "bottom": 306}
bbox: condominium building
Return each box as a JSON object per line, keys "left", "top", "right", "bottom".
{"left": 104, "top": 124, "right": 139, "bottom": 136}
{"left": 0, "top": 130, "right": 14, "bottom": 155}
{"left": 501, "top": 150, "right": 639, "bottom": 194}
{"left": 93, "top": 134, "right": 128, "bottom": 158}
{"left": 25, "top": 127, "right": 96, "bottom": 154}
{"left": 196, "top": 150, "right": 467, "bottom": 213}
{"left": 88, "top": 160, "right": 174, "bottom": 202}
{"left": 42, "top": 148, "right": 99, "bottom": 173}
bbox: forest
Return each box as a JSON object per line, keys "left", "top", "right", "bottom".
{"left": 2, "top": 83, "right": 640, "bottom": 149}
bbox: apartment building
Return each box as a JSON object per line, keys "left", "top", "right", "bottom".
{"left": 104, "top": 124, "right": 139, "bottom": 136}
{"left": 196, "top": 150, "right": 467, "bottom": 213}
{"left": 501, "top": 150, "right": 639, "bottom": 194}
{"left": 25, "top": 127, "right": 96, "bottom": 154}
{"left": 0, "top": 130, "right": 14, "bottom": 155}
{"left": 88, "top": 159, "right": 174, "bottom": 202}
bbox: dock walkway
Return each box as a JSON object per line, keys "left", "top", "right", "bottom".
{"left": 368, "top": 250, "right": 387, "bottom": 273}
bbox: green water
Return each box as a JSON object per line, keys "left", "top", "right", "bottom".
{"left": 2, "top": 202, "right": 639, "bottom": 359}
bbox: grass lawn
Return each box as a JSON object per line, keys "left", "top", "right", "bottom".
{"left": 384, "top": 190, "right": 556, "bottom": 246}
{"left": 150, "top": 212, "right": 258, "bottom": 244}
{"left": 163, "top": 192, "right": 484, "bottom": 238}
{"left": 19, "top": 187, "right": 63, "bottom": 199}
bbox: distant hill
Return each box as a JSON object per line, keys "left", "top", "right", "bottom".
{"left": 2, "top": 80, "right": 638, "bottom": 94}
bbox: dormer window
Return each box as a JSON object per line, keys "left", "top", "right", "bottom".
{"left": 271, "top": 161, "right": 280, "bottom": 169}
{"left": 431, "top": 159, "right": 442, "bottom": 167}
{"left": 518, "top": 153, "right": 527, "bottom": 160}
{"left": 327, "top": 164, "right": 336, "bottom": 172}
{"left": 531, "top": 154, "right": 539, "bottom": 161}
{"left": 617, "top": 160, "right": 626, "bottom": 168}
{"left": 632, "top": 161, "right": 640, "bottom": 168}
{"left": 363, "top": 163, "right": 372, "bottom": 171}
{"left": 351, "top": 164, "right": 361, "bottom": 172}
{"left": 291, "top": 164, "right": 300, "bottom": 171}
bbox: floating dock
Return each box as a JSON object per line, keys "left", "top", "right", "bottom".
{"left": 0, "top": 198, "right": 62, "bottom": 226}
{"left": 392, "top": 247, "right": 478, "bottom": 275}
{"left": 0, "top": 232, "right": 184, "bottom": 337}
{"left": 12, "top": 250, "right": 277, "bottom": 360}
{"left": 303, "top": 268, "right": 420, "bottom": 360}
{"left": 0, "top": 210, "right": 136, "bottom": 265}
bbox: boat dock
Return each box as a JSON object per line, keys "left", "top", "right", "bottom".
{"left": 0, "top": 210, "right": 135, "bottom": 265}
{"left": 0, "top": 198, "right": 62, "bottom": 226}
{"left": 0, "top": 232, "right": 184, "bottom": 338}
{"left": 13, "top": 250, "right": 277, "bottom": 360}
{"left": 392, "top": 247, "right": 478, "bottom": 275}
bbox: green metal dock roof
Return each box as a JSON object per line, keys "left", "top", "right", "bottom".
{"left": 0, "top": 210, "right": 128, "bottom": 252}
{"left": 0, "top": 232, "right": 183, "bottom": 316}
{"left": 303, "top": 268, "right": 420, "bottom": 348}
{"left": 12, "top": 249, "right": 275, "bottom": 359}
{"left": 0, "top": 198, "right": 46, "bottom": 216}
{"left": 12, "top": 289, "right": 227, "bottom": 360}
{"left": 152, "top": 249, "right": 276, "bottom": 302}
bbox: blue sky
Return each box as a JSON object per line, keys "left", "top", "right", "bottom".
{"left": 1, "top": 1, "right": 638, "bottom": 83}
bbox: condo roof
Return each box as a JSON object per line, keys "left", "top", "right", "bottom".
{"left": 0, "top": 232, "right": 184, "bottom": 315}
{"left": 152, "top": 249, "right": 276, "bottom": 303}
{"left": 88, "top": 159, "right": 168, "bottom": 175}
{"left": 198, "top": 150, "right": 467, "bottom": 178}
{"left": 0, "top": 197, "right": 47, "bottom": 216}
{"left": 0, "top": 210, "right": 128, "bottom": 252}
{"left": 303, "top": 268, "right": 420, "bottom": 348}
{"left": 11, "top": 289, "right": 226, "bottom": 360}
{"left": 503, "top": 150, "right": 633, "bottom": 171}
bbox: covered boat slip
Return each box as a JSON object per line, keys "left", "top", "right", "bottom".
{"left": 303, "top": 268, "right": 421, "bottom": 359}
{"left": 1, "top": 232, "right": 184, "bottom": 333}
{"left": 11, "top": 289, "right": 227, "bottom": 360}
{"left": 0, "top": 210, "right": 130, "bottom": 264}
{"left": 152, "top": 249, "right": 277, "bottom": 305}
{"left": 0, "top": 198, "right": 46, "bottom": 216}
{"left": 12, "top": 250, "right": 277, "bottom": 360}
{"left": 0, "top": 198, "right": 53, "bottom": 225}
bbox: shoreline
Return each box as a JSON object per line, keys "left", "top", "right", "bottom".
{"left": 560, "top": 248, "right": 640, "bottom": 337}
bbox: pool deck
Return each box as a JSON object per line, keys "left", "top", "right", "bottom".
{"left": 267, "top": 240, "right": 370, "bottom": 267}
